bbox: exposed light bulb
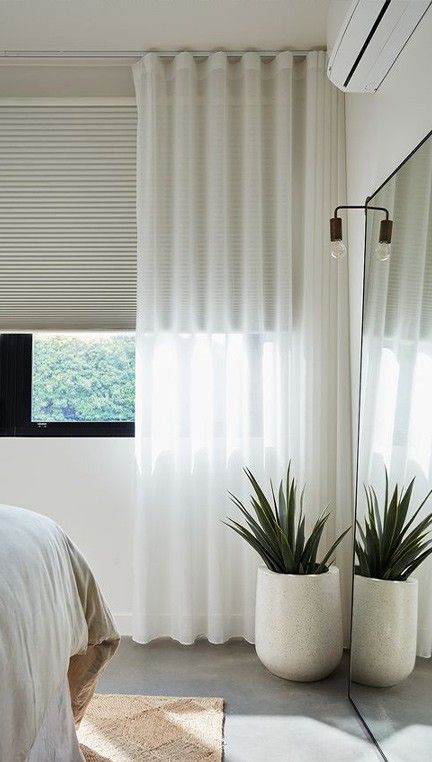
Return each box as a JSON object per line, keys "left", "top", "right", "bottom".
{"left": 330, "top": 240, "right": 347, "bottom": 259}
{"left": 375, "top": 241, "right": 391, "bottom": 261}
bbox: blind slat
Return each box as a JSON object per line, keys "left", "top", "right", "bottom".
{"left": 0, "top": 105, "right": 137, "bottom": 331}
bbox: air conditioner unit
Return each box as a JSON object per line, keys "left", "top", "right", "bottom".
{"left": 327, "top": 0, "right": 432, "bottom": 92}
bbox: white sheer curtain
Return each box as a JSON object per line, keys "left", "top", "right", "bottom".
{"left": 132, "top": 51, "right": 351, "bottom": 645}
{"left": 359, "top": 137, "right": 432, "bottom": 657}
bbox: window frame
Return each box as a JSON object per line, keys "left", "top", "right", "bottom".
{"left": 0, "top": 334, "right": 134, "bottom": 437}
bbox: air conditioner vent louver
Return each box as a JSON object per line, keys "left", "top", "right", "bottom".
{"left": 327, "top": 0, "right": 432, "bottom": 93}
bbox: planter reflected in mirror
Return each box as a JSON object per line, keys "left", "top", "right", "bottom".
{"left": 351, "top": 575, "right": 418, "bottom": 687}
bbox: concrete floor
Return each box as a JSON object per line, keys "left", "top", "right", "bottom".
{"left": 350, "top": 657, "right": 432, "bottom": 761}
{"left": 98, "top": 638, "right": 380, "bottom": 761}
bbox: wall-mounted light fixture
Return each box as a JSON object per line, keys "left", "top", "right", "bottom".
{"left": 330, "top": 205, "right": 393, "bottom": 261}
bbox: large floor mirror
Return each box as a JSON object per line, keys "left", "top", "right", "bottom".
{"left": 350, "top": 131, "right": 432, "bottom": 760}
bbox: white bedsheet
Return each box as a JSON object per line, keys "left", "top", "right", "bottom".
{"left": 27, "top": 678, "right": 84, "bottom": 762}
{"left": 0, "top": 504, "right": 119, "bottom": 761}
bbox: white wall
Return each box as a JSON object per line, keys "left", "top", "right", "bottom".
{"left": 0, "top": 438, "right": 135, "bottom": 633}
{"left": 345, "top": 9, "right": 432, "bottom": 443}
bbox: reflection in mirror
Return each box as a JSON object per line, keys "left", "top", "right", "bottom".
{"left": 350, "top": 132, "right": 432, "bottom": 761}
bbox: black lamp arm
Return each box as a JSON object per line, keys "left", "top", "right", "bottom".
{"left": 330, "top": 204, "right": 393, "bottom": 245}
{"left": 333, "top": 204, "right": 389, "bottom": 220}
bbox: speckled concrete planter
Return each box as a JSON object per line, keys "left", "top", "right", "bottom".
{"left": 255, "top": 565, "right": 343, "bottom": 681}
{"left": 351, "top": 575, "right": 418, "bottom": 688}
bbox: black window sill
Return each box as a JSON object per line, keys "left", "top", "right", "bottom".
{"left": 9, "top": 423, "right": 134, "bottom": 437}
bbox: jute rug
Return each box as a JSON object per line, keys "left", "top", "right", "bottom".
{"left": 78, "top": 693, "right": 224, "bottom": 761}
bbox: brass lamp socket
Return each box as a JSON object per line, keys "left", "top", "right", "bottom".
{"left": 330, "top": 216, "right": 342, "bottom": 242}
{"left": 379, "top": 219, "right": 393, "bottom": 244}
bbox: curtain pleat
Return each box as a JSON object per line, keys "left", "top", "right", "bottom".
{"left": 133, "top": 52, "right": 351, "bottom": 645}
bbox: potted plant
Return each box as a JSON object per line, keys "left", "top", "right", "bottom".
{"left": 352, "top": 470, "right": 432, "bottom": 688}
{"left": 225, "top": 465, "right": 350, "bottom": 681}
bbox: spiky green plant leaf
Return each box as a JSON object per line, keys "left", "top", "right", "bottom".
{"left": 356, "top": 469, "right": 432, "bottom": 581}
{"left": 225, "top": 464, "right": 350, "bottom": 575}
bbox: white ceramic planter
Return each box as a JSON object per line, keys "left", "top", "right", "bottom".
{"left": 255, "top": 565, "right": 343, "bottom": 681}
{"left": 351, "top": 575, "right": 418, "bottom": 688}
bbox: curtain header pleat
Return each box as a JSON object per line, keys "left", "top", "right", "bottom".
{"left": 133, "top": 51, "right": 328, "bottom": 333}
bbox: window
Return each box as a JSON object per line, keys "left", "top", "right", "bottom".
{"left": 0, "top": 106, "right": 137, "bottom": 437}
{"left": 0, "top": 334, "right": 135, "bottom": 437}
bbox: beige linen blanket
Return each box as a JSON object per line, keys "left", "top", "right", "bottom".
{"left": 0, "top": 504, "right": 120, "bottom": 761}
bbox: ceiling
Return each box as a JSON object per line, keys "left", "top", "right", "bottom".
{"left": 0, "top": 0, "right": 331, "bottom": 51}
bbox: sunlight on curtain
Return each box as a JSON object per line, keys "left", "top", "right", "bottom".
{"left": 133, "top": 51, "right": 351, "bottom": 644}
{"left": 373, "top": 348, "right": 399, "bottom": 466}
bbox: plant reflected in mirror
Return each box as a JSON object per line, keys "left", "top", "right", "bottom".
{"left": 355, "top": 468, "right": 432, "bottom": 581}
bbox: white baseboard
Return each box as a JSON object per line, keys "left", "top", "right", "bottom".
{"left": 113, "top": 612, "right": 133, "bottom": 636}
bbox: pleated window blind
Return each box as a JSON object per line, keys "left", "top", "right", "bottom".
{"left": 0, "top": 104, "right": 137, "bottom": 330}
{"left": 365, "top": 135, "right": 432, "bottom": 342}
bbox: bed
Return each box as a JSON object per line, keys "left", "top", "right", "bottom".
{"left": 0, "top": 504, "right": 120, "bottom": 761}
